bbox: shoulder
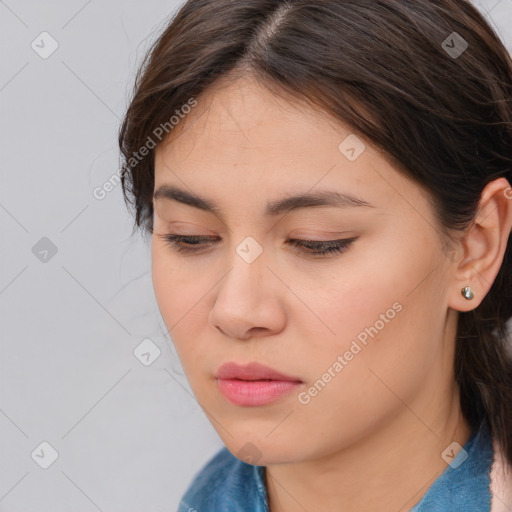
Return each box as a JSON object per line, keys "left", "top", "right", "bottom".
{"left": 177, "top": 447, "right": 268, "bottom": 512}
{"left": 490, "top": 437, "right": 512, "bottom": 512}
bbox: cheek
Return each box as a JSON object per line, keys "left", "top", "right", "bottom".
{"left": 151, "top": 240, "right": 215, "bottom": 364}
{"left": 298, "top": 245, "right": 409, "bottom": 353}
{"left": 276, "top": 291, "right": 441, "bottom": 458}
{"left": 310, "top": 257, "right": 443, "bottom": 394}
{"left": 298, "top": 235, "right": 444, "bottom": 384}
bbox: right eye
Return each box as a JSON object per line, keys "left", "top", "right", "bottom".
{"left": 158, "top": 234, "right": 219, "bottom": 254}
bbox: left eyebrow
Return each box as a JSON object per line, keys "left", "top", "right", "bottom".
{"left": 153, "top": 185, "right": 374, "bottom": 217}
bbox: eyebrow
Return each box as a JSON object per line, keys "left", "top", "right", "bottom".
{"left": 153, "top": 185, "right": 374, "bottom": 217}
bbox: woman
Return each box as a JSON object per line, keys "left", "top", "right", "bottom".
{"left": 119, "top": 1, "right": 512, "bottom": 510}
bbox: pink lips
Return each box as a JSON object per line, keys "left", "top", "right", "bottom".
{"left": 216, "top": 362, "right": 303, "bottom": 407}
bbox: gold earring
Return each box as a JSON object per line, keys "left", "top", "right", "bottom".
{"left": 461, "top": 286, "right": 474, "bottom": 300}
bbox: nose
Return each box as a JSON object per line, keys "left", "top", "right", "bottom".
{"left": 208, "top": 246, "right": 287, "bottom": 341}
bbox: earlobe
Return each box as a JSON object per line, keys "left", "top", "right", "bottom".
{"left": 448, "top": 177, "right": 512, "bottom": 312}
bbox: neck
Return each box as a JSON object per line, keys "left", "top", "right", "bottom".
{"left": 265, "top": 388, "right": 471, "bottom": 512}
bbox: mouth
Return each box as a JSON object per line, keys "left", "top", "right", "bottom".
{"left": 215, "top": 361, "right": 303, "bottom": 382}
{"left": 215, "top": 362, "right": 303, "bottom": 406}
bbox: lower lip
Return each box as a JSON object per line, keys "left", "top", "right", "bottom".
{"left": 217, "top": 378, "right": 302, "bottom": 406}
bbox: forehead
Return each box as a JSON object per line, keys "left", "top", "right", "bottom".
{"left": 152, "top": 75, "right": 425, "bottom": 221}
{"left": 159, "top": 75, "right": 356, "bottom": 156}
{"left": 156, "top": 76, "right": 363, "bottom": 174}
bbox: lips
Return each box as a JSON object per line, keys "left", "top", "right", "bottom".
{"left": 215, "top": 362, "right": 303, "bottom": 407}
{"left": 215, "top": 361, "right": 303, "bottom": 382}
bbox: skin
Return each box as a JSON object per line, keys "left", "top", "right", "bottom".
{"left": 151, "top": 74, "right": 512, "bottom": 511}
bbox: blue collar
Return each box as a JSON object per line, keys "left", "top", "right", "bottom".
{"left": 179, "top": 420, "right": 493, "bottom": 511}
{"left": 409, "top": 420, "right": 493, "bottom": 511}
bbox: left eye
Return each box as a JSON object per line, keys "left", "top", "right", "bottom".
{"left": 158, "top": 234, "right": 357, "bottom": 257}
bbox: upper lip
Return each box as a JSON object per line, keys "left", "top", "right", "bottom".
{"left": 216, "top": 362, "right": 302, "bottom": 382}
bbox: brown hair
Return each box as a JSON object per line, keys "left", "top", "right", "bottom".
{"left": 119, "top": 0, "right": 512, "bottom": 464}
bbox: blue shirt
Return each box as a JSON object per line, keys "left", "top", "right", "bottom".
{"left": 178, "top": 420, "right": 493, "bottom": 511}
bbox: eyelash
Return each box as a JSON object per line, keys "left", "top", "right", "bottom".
{"left": 158, "top": 234, "right": 357, "bottom": 258}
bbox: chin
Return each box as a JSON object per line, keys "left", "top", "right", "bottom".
{"left": 221, "top": 436, "right": 302, "bottom": 466}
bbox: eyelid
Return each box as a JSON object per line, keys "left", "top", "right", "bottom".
{"left": 157, "top": 233, "right": 358, "bottom": 258}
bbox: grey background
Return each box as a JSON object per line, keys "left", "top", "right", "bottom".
{"left": 0, "top": 1, "right": 511, "bottom": 510}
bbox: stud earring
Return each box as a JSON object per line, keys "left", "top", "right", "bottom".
{"left": 461, "top": 286, "right": 474, "bottom": 300}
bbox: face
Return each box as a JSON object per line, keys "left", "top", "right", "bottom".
{"left": 151, "top": 74, "right": 458, "bottom": 465}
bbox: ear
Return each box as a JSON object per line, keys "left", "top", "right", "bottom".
{"left": 448, "top": 177, "right": 512, "bottom": 312}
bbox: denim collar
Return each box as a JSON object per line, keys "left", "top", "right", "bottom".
{"left": 410, "top": 419, "right": 493, "bottom": 511}
{"left": 179, "top": 420, "right": 493, "bottom": 512}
